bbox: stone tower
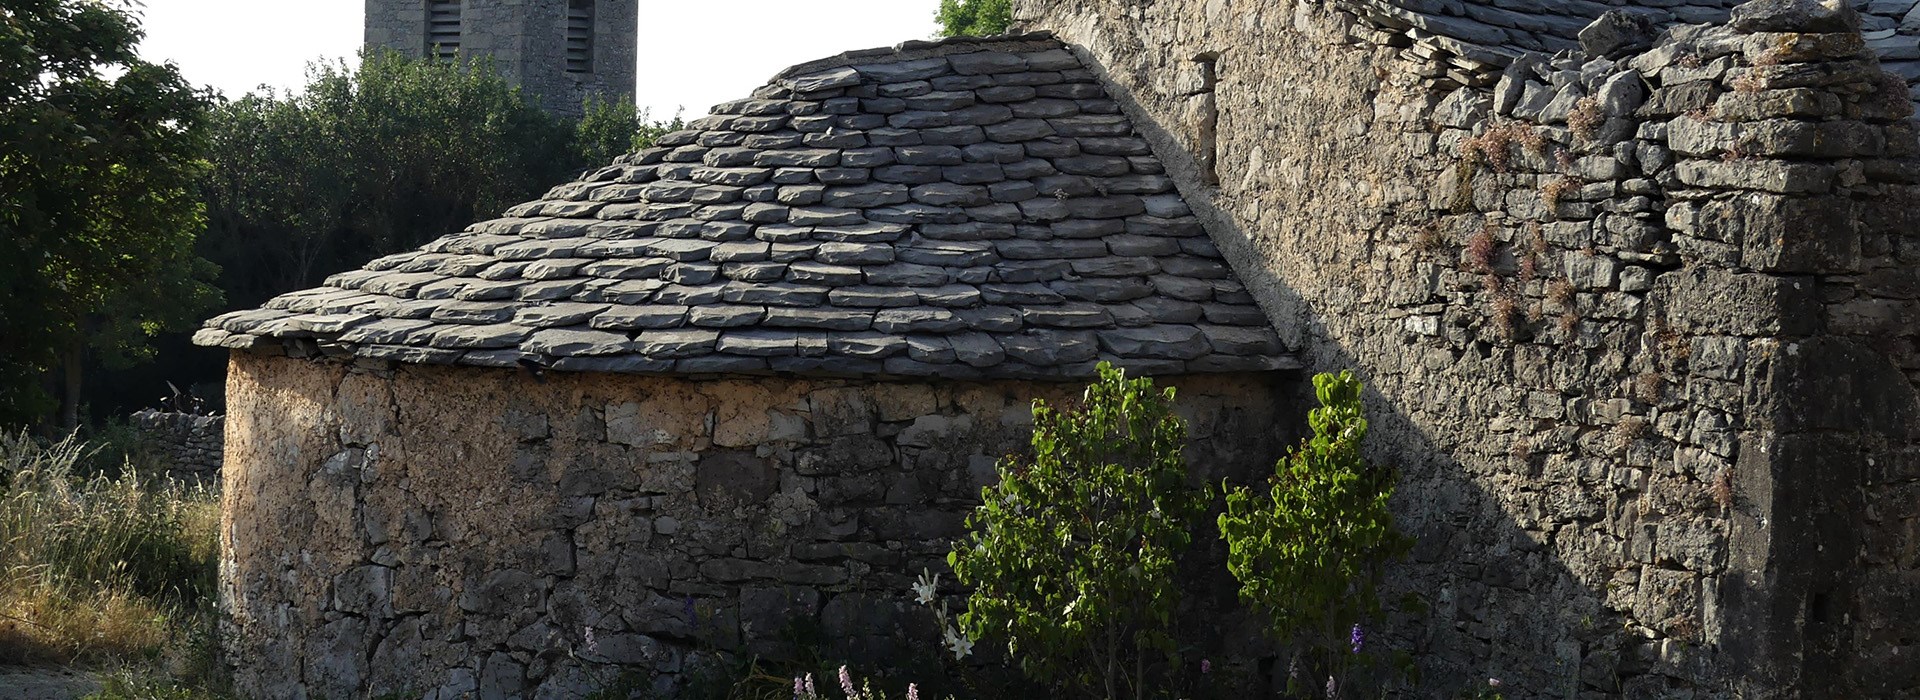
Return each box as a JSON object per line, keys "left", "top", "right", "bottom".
{"left": 363, "top": 0, "right": 637, "bottom": 117}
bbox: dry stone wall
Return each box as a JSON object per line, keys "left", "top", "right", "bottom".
{"left": 1020, "top": 0, "right": 1919, "bottom": 697}
{"left": 129, "top": 409, "right": 223, "bottom": 485}
{"left": 218, "top": 352, "right": 1288, "bottom": 699}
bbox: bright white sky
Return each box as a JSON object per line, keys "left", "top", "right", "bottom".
{"left": 135, "top": 1, "right": 945, "bottom": 120}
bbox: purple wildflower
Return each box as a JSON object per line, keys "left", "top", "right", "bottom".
{"left": 839, "top": 665, "right": 857, "bottom": 697}
{"left": 583, "top": 626, "right": 599, "bottom": 655}
{"left": 793, "top": 676, "right": 806, "bottom": 700}
{"left": 1350, "top": 623, "right": 1364, "bottom": 654}
{"left": 907, "top": 683, "right": 920, "bottom": 700}
{"left": 1326, "top": 675, "right": 1337, "bottom": 698}
{"left": 1200, "top": 659, "right": 1211, "bottom": 675}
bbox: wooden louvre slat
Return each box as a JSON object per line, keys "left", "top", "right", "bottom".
{"left": 565, "top": 0, "right": 593, "bottom": 73}
{"left": 426, "top": 0, "right": 460, "bottom": 60}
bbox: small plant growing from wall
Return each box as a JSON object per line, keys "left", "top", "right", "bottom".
{"left": 1488, "top": 280, "right": 1520, "bottom": 341}
{"left": 1414, "top": 223, "right": 1445, "bottom": 254}
{"left": 1567, "top": 96, "right": 1603, "bottom": 141}
{"left": 1463, "top": 225, "right": 1497, "bottom": 274}
{"left": 949, "top": 362, "right": 1207, "bottom": 700}
{"left": 1217, "top": 371, "right": 1410, "bottom": 697}
{"left": 1460, "top": 121, "right": 1544, "bottom": 173}
{"left": 1540, "top": 176, "right": 1580, "bottom": 214}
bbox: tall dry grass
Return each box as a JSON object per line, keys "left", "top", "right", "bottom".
{"left": 0, "top": 429, "right": 220, "bottom": 676}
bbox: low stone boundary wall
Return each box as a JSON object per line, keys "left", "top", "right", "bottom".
{"left": 129, "top": 409, "right": 223, "bottom": 485}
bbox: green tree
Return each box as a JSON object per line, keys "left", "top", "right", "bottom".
{"left": 935, "top": 0, "right": 1013, "bottom": 38}
{"left": 0, "top": 0, "right": 222, "bottom": 428}
{"left": 197, "top": 50, "right": 683, "bottom": 314}
{"left": 197, "top": 51, "right": 574, "bottom": 310}
{"left": 573, "top": 94, "right": 682, "bottom": 171}
{"left": 949, "top": 363, "right": 1207, "bottom": 700}
{"left": 1217, "top": 371, "right": 1410, "bottom": 694}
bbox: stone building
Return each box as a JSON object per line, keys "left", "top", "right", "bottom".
{"left": 201, "top": 0, "right": 1920, "bottom": 697}
{"left": 1013, "top": 0, "right": 1920, "bottom": 697}
{"left": 363, "top": 0, "right": 638, "bottom": 117}
{"left": 196, "top": 34, "right": 1295, "bottom": 699}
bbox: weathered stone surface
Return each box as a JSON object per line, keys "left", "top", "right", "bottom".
{"left": 1025, "top": 2, "right": 1920, "bottom": 698}
{"left": 1729, "top": 0, "right": 1861, "bottom": 34}
{"left": 524, "top": 329, "right": 634, "bottom": 357}
{"left": 218, "top": 355, "right": 1284, "bottom": 698}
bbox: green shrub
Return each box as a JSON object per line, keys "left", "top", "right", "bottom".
{"left": 935, "top": 0, "right": 1012, "bottom": 38}
{"left": 949, "top": 363, "right": 1206, "bottom": 699}
{"left": 573, "top": 94, "right": 684, "bottom": 170}
{"left": 1216, "top": 371, "right": 1409, "bottom": 692}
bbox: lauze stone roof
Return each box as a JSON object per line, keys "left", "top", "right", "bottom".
{"left": 195, "top": 34, "right": 1296, "bottom": 380}
{"left": 1350, "top": 0, "right": 1920, "bottom": 110}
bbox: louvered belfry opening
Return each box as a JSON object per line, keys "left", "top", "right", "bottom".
{"left": 426, "top": 0, "right": 461, "bottom": 60}
{"left": 565, "top": 0, "right": 594, "bottom": 73}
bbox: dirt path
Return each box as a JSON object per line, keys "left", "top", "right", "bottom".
{"left": 0, "top": 665, "right": 99, "bottom": 700}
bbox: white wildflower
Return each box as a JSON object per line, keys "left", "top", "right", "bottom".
{"left": 943, "top": 625, "right": 974, "bottom": 660}
{"left": 912, "top": 569, "right": 939, "bottom": 605}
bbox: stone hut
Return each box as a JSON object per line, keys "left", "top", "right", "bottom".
{"left": 201, "top": 0, "right": 1920, "bottom": 697}
{"left": 195, "top": 34, "right": 1296, "bottom": 699}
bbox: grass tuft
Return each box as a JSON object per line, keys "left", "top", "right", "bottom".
{"left": 0, "top": 429, "right": 225, "bottom": 695}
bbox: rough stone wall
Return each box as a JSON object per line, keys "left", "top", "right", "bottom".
{"left": 129, "top": 409, "right": 223, "bottom": 486}
{"left": 219, "top": 352, "right": 1287, "bottom": 699}
{"left": 1018, "top": 0, "right": 1920, "bottom": 697}
{"left": 363, "top": 0, "right": 638, "bottom": 117}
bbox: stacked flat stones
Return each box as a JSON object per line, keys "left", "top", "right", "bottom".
{"left": 1860, "top": 0, "right": 1920, "bottom": 94}
{"left": 194, "top": 33, "right": 1293, "bottom": 380}
{"left": 1348, "top": 0, "right": 1919, "bottom": 112}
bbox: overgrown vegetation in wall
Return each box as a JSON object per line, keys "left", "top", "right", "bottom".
{"left": 0, "top": 430, "right": 223, "bottom": 693}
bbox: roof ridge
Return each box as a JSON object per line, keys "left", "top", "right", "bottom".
{"left": 770, "top": 31, "right": 1064, "bottom": 83}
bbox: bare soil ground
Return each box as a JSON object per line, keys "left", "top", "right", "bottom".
{"left": 0, "top": 665, "right": 98, "bottom": 699}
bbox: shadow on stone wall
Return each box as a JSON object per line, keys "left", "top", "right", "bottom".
{"left": 1012, "top": 2, "right": 1920, "bottom": 696}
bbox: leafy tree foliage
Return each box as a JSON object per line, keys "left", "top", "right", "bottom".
{"left": 1217, "top": 371, "right": 1410, "bottom": 689}
{"left": 0, "top": 0, "right": 221, "bottom": 427}
{"left": 88, "top": 51, "right": 679, "bottom": 420}
{"left": 198, "top": 50, "right": 679, "bottom": 315}
{"left": 935, "top": 0, "right": 1013, "bottom": 38}
{"left": 198, "top": 51, "right": 572, "bottom": 311}
{"left": 949, "top": 363, "right": 1207, "bottom": 699}
{"left": 574, "top": 94, "right": 682, "bottom": 174}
